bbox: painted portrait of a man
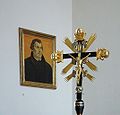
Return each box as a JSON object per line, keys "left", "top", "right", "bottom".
{"left": 19, "top": 28, "right": 56, "bottom": 89}
{"left": 25, "top": 39, "right": 52, "bottom": 83}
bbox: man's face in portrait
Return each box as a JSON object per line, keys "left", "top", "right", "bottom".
{"left": 32, "top": 41, "right": 43, "bottom": 61}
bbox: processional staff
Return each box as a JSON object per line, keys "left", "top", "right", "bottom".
{"left": 51, "top": 28, "right": 109, "bottom": 115}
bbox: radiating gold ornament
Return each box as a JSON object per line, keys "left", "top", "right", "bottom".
{"left": 85, "top": 60, "right": 97, "bottom": 71}
{"left": 62, "top": 59, "right": 75, "bottom": 73}
{"left": 65, "top": 73, "right": 73, "bottom": 82}
{"left": 83, "top": 34, "right": 96, "bottom": 52}
{"left": 65, "top": 70, "right": 76, "bottom": 82}
{"left": 64, "top": 38, "right": 76, "bottom": 52}
{"left": 81, "top": 69, "right": 95, "bottom": 81}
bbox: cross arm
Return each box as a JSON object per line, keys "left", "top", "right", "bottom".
{"left": 63, "top": 52, "right": 96, "bottom": 59}
{"left": 51, "top": 48, "right": 109, "bottom": 63}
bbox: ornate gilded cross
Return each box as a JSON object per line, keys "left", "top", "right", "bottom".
{"left": 51, "top": 28, "right": 109, "bottom": 115}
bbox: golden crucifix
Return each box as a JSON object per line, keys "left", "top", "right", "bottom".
{"left": 51, "top": 28, "right": 109, "bottom": 115}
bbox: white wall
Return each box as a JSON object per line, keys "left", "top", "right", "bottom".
{"left": 72, "top": 0, "right": 120, "bottom": 115}
{"left": 0, "top": 0, "right": 73, "bottom": 115}
{"left": 1, "top": 0, "right": 120, "bottom": 115}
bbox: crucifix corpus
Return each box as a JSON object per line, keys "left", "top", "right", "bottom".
{"left": 51, "top": 28, "right": 109, "bottom": 115}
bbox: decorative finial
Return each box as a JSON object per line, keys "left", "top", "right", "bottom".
{"left": 74, "top": 28, "right": 86, "bottom": 41}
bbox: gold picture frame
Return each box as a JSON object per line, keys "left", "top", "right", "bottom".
{"left": 19, "top": 28, "right": 56, "bottom": 89}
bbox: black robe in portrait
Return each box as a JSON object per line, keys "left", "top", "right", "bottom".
{"left": 25, "top": 54, "right": 52, "bottom": 84}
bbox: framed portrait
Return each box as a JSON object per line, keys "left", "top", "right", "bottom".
{"left": 19, "top": 28, "right": 56, "bottom": 89}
